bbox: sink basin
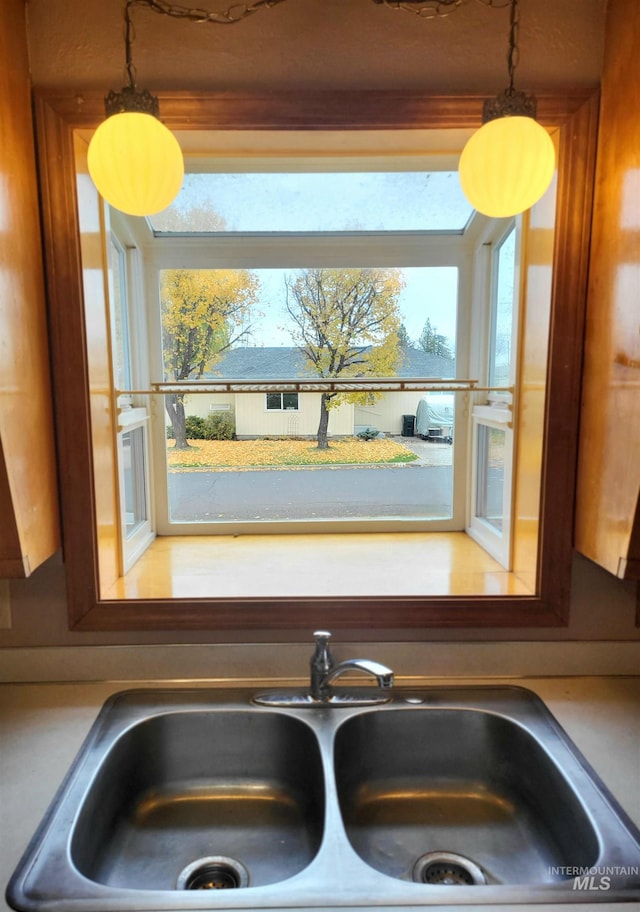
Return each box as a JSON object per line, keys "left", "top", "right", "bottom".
{"left": 334, "top": 707, "right": 598, "bottom": 885}
{"left": 7, "top": 686, "right": 640, "bottom": 910}
{"left": 71, "top": 710, "right": 324, "bottom": 890}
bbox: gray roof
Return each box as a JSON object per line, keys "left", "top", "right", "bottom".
{"left": 208, "top": 346, "right": 456, "bottom": 380}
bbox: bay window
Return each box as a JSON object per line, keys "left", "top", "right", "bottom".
{"left": 35, "top": 89, "right": 597, "bottom": 631}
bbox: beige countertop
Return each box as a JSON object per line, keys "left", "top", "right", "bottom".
{"left": 1, "top": 676, "right": 639, "bottom": 912}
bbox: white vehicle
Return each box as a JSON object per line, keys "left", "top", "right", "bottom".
{"left": 414, "top": 394, "right": 454, "bottom": 443}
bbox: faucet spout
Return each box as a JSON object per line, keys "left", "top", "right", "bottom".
{"left": 323, "top": 659, "right": 395, "bottom": 692}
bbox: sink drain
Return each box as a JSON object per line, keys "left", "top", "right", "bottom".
{"left": 413, "top": 852, "right": 486, "bottom": 886}
{"left": 176, "top": 856, "right": 249, "bottom": 890}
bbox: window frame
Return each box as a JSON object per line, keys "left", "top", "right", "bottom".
{"left": 116, "top": 415, "right": 154, "bottom": 572}
{"left": 465, "top": 219, "right": 519, "bottom": 569}
{"left": 266, "top": 392, "right": 300, "bottom": 412}
{"left": 107, "top": 213, "right": 155, "bottom": 574}
{"left": 146, "top": 233, "right": 470, "bottom": 537}
{"left": 488, "top": 223, "right": 519, "bottom": 391}
{"left": 106, "top": 232, "right": 133, "bottom": 393}
{"left": 35, "top": 89, "right": 598, "bottom": 633}
{"left": 468, "top": 405, "right": 514, "bottom": 568}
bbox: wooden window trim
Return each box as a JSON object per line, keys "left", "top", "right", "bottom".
{"left": 34, "top": 89, "right": 598, "bottom": 632}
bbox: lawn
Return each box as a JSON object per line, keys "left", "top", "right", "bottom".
{"left": 167, "top": 436, "right": 418, "bottom": 469}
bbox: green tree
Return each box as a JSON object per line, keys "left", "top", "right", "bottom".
{"left": 285, "top": 267, "right": 404, "bottom": 449}
{"left": 397, "top": 322, "right": 413, "bottom": 350}
{"left": 418, "top": 317, "right": 454, "bottom": 360}
{"left": 161, "top": 269, "right": 259, "bottom": 448}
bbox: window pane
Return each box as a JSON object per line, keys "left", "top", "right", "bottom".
{"left": 149, "top": 172, "right": 473, "bottom": 234}
{"left": 161, "top": 264, "right": 459, "bottom": 527}
{"left": 490, "top": 227, "right": 516, "bottom": 387}
{"left": 108, "top": 237, "right": 132, "bottom": 390}
{"left": 122, "top": 427, "right": 147, "bottom": 537}
{"left": 475, "top": 425, "right": 505, "bottom": 532}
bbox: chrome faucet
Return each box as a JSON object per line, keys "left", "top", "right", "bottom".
{"left": 309, "top": 630, "right": 394, "bottom": 702}
{"left": 253, "top": 630, "right": 395, "bottom": 707}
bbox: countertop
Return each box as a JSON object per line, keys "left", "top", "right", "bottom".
{"left": 1, "top": 676, "right": 639, "bottom": 912}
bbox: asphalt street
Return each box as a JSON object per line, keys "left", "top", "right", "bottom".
{"left": 168, "top": 464, "right": 453, "bottom": 522}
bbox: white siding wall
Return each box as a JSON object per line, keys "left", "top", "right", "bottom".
{"left": 183, "top": 393, "right": 233, "bottom": 421}
{"left": 181, "top": 391, "right": 425, "bottom": 436}
{"left": 182, "top": 392, "right": 354, "bottom": 437}
{"left": 355, "top": 391, "right": 426, "bottom": 434}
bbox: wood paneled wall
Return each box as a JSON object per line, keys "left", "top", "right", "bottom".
{"left": 0, "top": 0, "right": 60, "bottom": 576}
{"left": 575, "top": 0, "right": 640, "bottom": 580}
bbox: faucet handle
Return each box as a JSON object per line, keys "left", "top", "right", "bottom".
{"left": 313, "top": 630, "right": 332, "bottom": 648}
{"left": 311, "top": 630, "right": 334, "bottom": 675}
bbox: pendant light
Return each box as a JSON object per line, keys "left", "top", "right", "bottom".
{"left": 458, "top": 0, "right": 555, "bottom": 218}
{"left": 87, "top": 3, "right": 184, "bottom": 217}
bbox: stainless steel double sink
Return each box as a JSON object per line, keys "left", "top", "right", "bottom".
{"left": 6, "top": 686, "right": 640, "bottom": 909}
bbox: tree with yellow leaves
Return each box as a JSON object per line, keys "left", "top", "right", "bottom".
{"left": 161, "top": 268, "right": 259, "bottom": 448}
{"left": 285, "top": 267, "right": 404, "bottom": 449}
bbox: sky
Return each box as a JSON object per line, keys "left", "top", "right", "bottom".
{"left": 243, "top": 266, "right": 458, "bottom": 349}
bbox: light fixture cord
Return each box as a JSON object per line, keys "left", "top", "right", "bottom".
{"left": 125, "top": 2, "right": 137, "bottom": 88}
{"left": 506, "top": 0, "right": 519, "bottom": 95}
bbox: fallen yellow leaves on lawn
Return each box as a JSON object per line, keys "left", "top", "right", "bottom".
{"left": 167, "top": 436, "right": 417, "bottom": 470}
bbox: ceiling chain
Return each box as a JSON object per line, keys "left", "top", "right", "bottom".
{"left": 506, "top": 0, "right": 520, "bottom": 92}
{"left": 125, "top": 0, "right": 511, "bottom": 31}
{"left": 127, "top": 0, "right": 289, "bottom": 27}
{"left": 371, "top": 0, "right": 509, "bottom": 19}
{"left": 116, "top": 0, "right": 511, "bottom": 100}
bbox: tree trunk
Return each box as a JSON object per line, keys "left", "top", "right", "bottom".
{"left": 165, "top": 393, "right": 191, "bottom": 450}
{"left": 316, "top": 393, "right": 331, "bottom": 449}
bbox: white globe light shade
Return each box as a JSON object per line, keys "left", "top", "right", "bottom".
{"left": 459, "top": 116, "right": 556, "bottom": 218}
{"left": 87, "top": 111, "right": 184, "bottom": 217}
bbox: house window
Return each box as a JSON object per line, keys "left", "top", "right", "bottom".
{"left": 266, "top": 392, "right": 299, "bottom": 411}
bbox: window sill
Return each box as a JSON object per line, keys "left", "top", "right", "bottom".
{"left": 100, "top": 531, "right": 533, "bottom": 601}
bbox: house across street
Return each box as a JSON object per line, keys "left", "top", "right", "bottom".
{"left": 179, "top": 346, "right": 456, "bottom": 441}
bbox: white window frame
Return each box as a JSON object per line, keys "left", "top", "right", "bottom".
{"left": 468, "top": 404, "right": 514, "bottom": 567}
{"left": 145, "top": 232, "right": 472, "bottom": 536}
{"left": 116, "top": 412, "right": 154, "bottom": 572}
{"left": 107, "top": 233, "right": 133, "bottom": 393}
{"left": 265, "top": 392, "right": 300, "bottom": 411}
{"left": 466, "top": 220, "right": 521, "bottom": 569}
{"left": 106, "top": 213, "right": 155, "bottom": 572}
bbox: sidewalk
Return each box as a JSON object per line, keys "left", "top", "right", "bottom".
{"left": 392, "top": 435, "right": 453, "bottom": 467}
